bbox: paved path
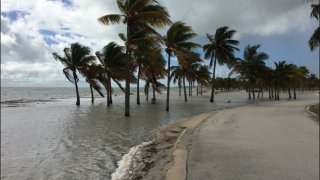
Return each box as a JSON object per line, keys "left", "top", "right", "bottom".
{"left": 187, "top": 100, "right": 319, "bottom": 180}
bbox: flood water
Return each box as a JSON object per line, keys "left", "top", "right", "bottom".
{"left": 1, "top": 87, "right": 317, "bottom": 179}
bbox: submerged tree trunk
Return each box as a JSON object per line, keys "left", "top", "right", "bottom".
{"left": 105, "top": 76, "right": 110, "bottom": 107}
{"left": 166, "top": 53, "right": 171, "bottom": 111}
{"left": 189, "top": 81, "right": 191, "bottom": 96}
{"left": 248, "top": 80, "right": 251, "bottom": 100}
{"left": 251, "top": 81, "right": 255, "bottom": 100}
{"left": 73, "top": 71, "right": 80, "bottom": 106}
{"left": 268, "top": 88, "right": 271, "bottom": 99}
{"left": 288, "top": 88, "right": 292, "bottom": 99}
{"left": 137, "top": 66, "right": 141, "bottom": 105}
{"left": 183, "top": 76, "right": 187, "bottom": 102}
{"left": 90, "top": 84, "right": 94, "bottom": 104}
{"left": 210, "top": 55, "right": 217, "bottom": 102}
{"left": 108, "top": 75, "right": 112, "bottom": 104}
{"left": 152, "top": 83, "right": 156, "bottom": 104}
{"left": 125, "top": 24, "right": 132, "bottom": 116}
{"left": 197, "top": 84, "right": 199, "bottom": 96}
{"left": 145, "top": 82, "right": 149, "bottom": 101}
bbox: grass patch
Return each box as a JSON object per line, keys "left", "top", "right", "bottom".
{"left": 309, "top": 104, "right": 319, "bottom": 118}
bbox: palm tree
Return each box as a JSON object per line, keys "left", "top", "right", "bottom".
{"left": 143, "top": 48, "right": 166, "bottom": 104}
{"left": 125, "top": 29, "right": 160, "bottom": 105}
{"left": 98, "top": 0, "right": 171, "bottom": 116}
{"left": 203, "top": 26, "right": 239, "bottom": 102}
{"left": 163, "top": 21, "right": 200, "bottom": 111}
{"left": 273, "top": 61, "right": 294, "bottom": 100}
{"left": 52, "top": 42, "right": 96, "bottom": 105}
{"left": 230, "top": 45, "right": 268, "bottom": 100}
{"left": 79, "top": 64, "right": 105, "bottom": 104}
{"left": 309, "top": 2, "right": 320, "bottom": 50}
{"left": 196, "top": 65, "right": 211, "bottom": 95}
{"left": 96, "top": 42, "right": 127, "bottom": 107}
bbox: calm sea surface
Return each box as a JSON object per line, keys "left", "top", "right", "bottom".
{"left": 1, "top": 87, "right": 316, "bottom": 179}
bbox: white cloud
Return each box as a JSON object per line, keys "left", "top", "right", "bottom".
{"left": 0, "top": 0, "right": 317, "bottom": 87}
{"left": 1, "top": 32, "right": 16, "bottom": 46}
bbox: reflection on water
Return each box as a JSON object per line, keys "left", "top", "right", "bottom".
{"left": 1, "top": 91, "right": 317, "bottom": 179}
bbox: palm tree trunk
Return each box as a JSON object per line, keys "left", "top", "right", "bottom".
{"left": 293, "top": 87, "right": 296, "bottom": 100}
{"left": 268, "top": 88, "right": 271, "bottom": 99}
{"left": 166, "top": 53, "right": 171, "bottom": 111}
{"left": 248, "top": 80, "right": 251, "bottom": 100}
{"left": 197, "top": 84, "right": 199, "bottom": 96}
{"left": 252, "top": 81, "right": 255, "bottom": 99}
{"left": 152, "top": 83, "right": 156, "bottom": 104}
{"left": 183, "top": 75, "right": 187, "bottom": 102}
{"left": 137, "top": 65, "right": 141, "bottom": 105}
{"left": 210, "top": 55, "right": 217, "bottom": 102}
{"left": 288, "top": 88, "right": 292, "bottom": 99}
{"left": 189, "top": 81, "right": 191, "bottom": 96}
{"left": 90, "top": 84, "right": 94, "bottom": 104}
{"left": 200, "top": 84, "right": 203, "bottom": 96}
{"left": 106, "top": 75, "right": 110, "bottom": 107}
{"left": 125, "top": 24, "right": 132, "bottom": 116}
{"left": 145, "top": 82, "right": 149, "bottom": 101}
{"left": 179, "top": 83, "right": 181, "bottom": 96}
{"left": 73, "top": 71, "right": 80, "bottom": 106}
{"left": 109, "top": 80, "right": 112, "bottom": 104}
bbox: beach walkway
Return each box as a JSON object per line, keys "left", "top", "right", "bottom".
{"left": 187, "top": 100, "right": 319, "bottom": 180}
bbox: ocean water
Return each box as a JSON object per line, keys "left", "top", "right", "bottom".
{"left": 1, "top": 87, "right": 316, "bottom": 179}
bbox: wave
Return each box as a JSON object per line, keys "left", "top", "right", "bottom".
{"left": 111, "top": 141, "right": 153, "bottom": 180}
{"left": 1, "top": 99, "right": 55, "bottom": 105}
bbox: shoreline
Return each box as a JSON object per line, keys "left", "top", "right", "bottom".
{"left": 115, "top": 97, "right": 319, "bottom": 180}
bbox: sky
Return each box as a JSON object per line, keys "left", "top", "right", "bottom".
{"left": 1, "top": 0, "right": 318, "bottom": 87}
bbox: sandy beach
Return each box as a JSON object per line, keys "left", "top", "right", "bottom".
{"left": 127, "top": 96, "right": 319, "bottom": 180}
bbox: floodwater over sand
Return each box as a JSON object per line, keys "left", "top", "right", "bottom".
{"left": 1, "top": 87, "right": 317, "bottom": 179}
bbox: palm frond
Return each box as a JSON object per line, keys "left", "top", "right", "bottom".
{"left": 98, "top": 14, "right": 123, "bottom": 25}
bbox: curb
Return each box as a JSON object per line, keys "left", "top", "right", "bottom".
{"left": 164, "top": 112, "right": 217, "bottom": 180}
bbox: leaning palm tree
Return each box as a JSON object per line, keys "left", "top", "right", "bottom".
{"left": 196, "top": 65, "right": 211, "bottom": 95}
{"left": 203, "top": 26, "right": 239, "bottom": 102}
{"left": 230, "top": 44, "right": 268, "bottom": 100}
{"left": 163, "top": 21, "right": 200, "bottom": 110}
{"left": 98, "top": 0, "right": 171, "bottom": 116}
{"left": 96, "top": 42, "right": 127, "bottom": 107}
{"left": 143, "top": 48, "right": 166, "bottom": 104}
{"left": 52, "top": 42, "right": 96, "bottom": 105}
{"left": 79, "top": 64, "right": 105, "bottom": 104}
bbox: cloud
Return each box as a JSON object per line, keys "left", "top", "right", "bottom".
{"left": 0, "top": 0, "right": 317, "bottom": 87}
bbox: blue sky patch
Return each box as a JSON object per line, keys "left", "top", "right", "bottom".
{"left": 39, "top": 29, "right": 59, "bottom": 45}
{"left": 1, "top": 11, "right": 28, "bottom": 21}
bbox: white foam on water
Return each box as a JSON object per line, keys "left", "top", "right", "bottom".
{"left": 111, "top": 141, "right": 153, "bottom": 180}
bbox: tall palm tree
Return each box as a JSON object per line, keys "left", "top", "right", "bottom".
{"left": 52, "top": 42, "right": 96, "bottom": 105}
{"left": 203, "top": 26, "right": 239, "bottom": 102}
{"left": 98, "top": 0, "right": 171, "bottom": 116}
{"left": 96, "top": 42, "right": 127, "bottom": 107}
{"left": 230, "top": 45, "right": 268, "bottom": 100}
{"left": 163, "top": 21, "right": 200, "bottom": 110}
{"left": 124, "top": 29, "right": 160, "bottom": 105}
